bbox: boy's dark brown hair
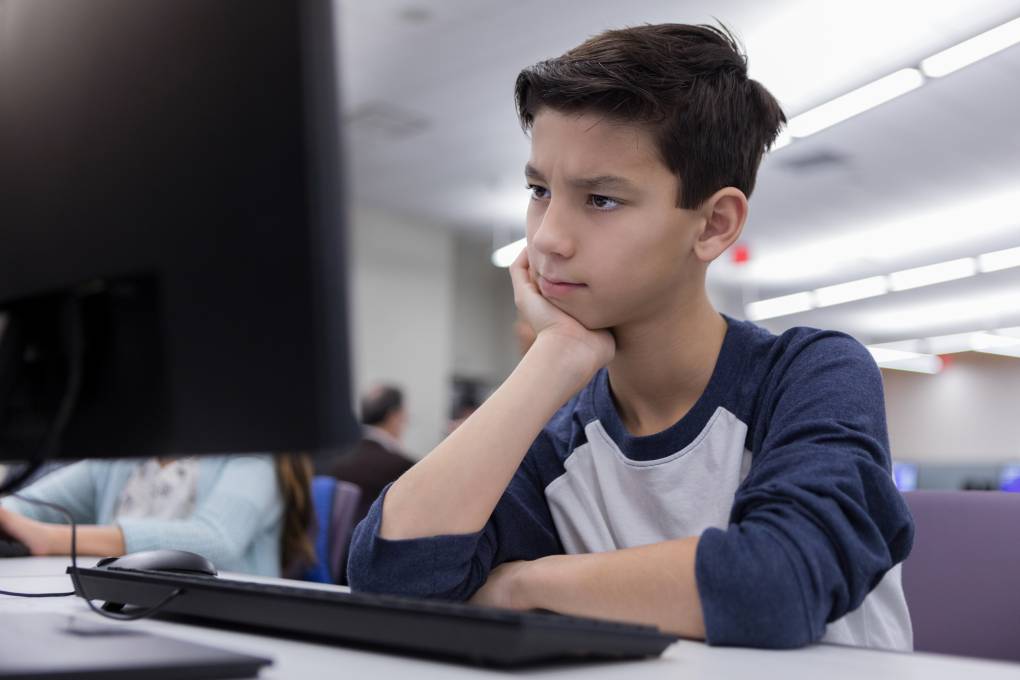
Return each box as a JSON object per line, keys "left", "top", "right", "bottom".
{"left": 514, "top": 23, "right": 786, "bottom": 209}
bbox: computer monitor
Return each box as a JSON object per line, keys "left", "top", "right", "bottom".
{"left": 0, "top": 0, "right": 358, "bottom": 465}
{"left": 1000, "top": 463, "right": 1020, "bottom": 492}
{"left": 892, "top": 462, "right": 918, "bottom": 492}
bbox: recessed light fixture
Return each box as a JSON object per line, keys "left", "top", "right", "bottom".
{"left": 744, "top": 250, "right": 1020, "bottom": 320}
{"left": 745, "top": 292, "right": 814, "bottom": 321}
{"left": 978, "top": 246, "right": 1020, "bottom": 273}
{"left": 761, "top": 15, "right": 1020, "bottom": 155}
{"left": 888, "top": 258, "right": 977, "bottom": 292}
{"left": 869, "top": 328, "right": 1020, "bottom": 370}
{"left": 921, "top": 16, "right": 1020, "bottom": 78}
{"left": 787, "top": 69, "right": 924, "bottom": 139}
{"left": 867, "top": 347, "right": 943, "bottom": 374}
{"left": 814, "top": 276, "right": 888, "bottom": 307}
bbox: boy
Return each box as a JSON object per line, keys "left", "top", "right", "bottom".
{"left": 348, "top": 23, "right": 913, "bottom": 650}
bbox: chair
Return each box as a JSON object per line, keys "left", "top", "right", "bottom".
{"left": 328, "top": 480, "right": 362, "bottom": 584}
{"left": 901, "top": 491, "right": 1020, "bottom": 663}
{"left": 297, "top": 476, "right": 362, "bottom": 584}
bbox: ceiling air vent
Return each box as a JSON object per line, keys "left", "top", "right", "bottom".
{"left": 344, "top": 102, "right": 430, "bottom": 140}
{"left": 778, "top": 149, "right": 850, "bottom": 173}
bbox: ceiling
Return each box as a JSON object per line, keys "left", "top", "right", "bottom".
{"left": 334, "top": 0, "right": 1020, "bottom": 345}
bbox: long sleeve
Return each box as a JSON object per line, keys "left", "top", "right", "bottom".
{"left": 695, "top": 332, "right": 913, "bottom": 648}
{"left": 1, "top": 461, "right": 100, "bottom": 524}
{"left": 116, "top": 455, "right": 281, "bottom": 573}
{"left": 347, "top": 438, "right": 564, "bottom": 600}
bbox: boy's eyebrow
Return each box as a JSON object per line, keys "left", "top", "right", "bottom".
{"left": 525, "top": 164, "right": 639, "bottom": 193}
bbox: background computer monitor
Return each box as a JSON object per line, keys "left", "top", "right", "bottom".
{"left": 1000, "top": 463, "right": 1020, "bottom": 492}
{"left": 0, "top": 0, "right": 358, "bottom": 464}
{"left": 892, "top": 462, "right": 918, "bottom": 492}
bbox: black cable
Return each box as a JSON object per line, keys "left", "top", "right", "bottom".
{"left": 4, "top": 494, "right": 184, "bottom": 619}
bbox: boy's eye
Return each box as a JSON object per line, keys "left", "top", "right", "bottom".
{"left": 589, "top": 194, "right": 620, "bottom": 211}
{"left": 526, "top": 184, "right": 549, "bottom": 200}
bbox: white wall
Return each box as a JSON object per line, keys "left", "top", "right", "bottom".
{"left": 882, "top": 353, "right": 1020, "bottom": 463}
{"left": 450, "top": 234, "right": 519, "bottom": 390}
{"left": 348, "top": 205, "right": 453, "bottom": 459}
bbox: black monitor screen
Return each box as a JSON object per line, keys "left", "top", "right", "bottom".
{"left": 0, "top": 0, "right": 357, "bottom": 462}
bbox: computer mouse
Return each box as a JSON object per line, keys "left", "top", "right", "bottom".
{"left": 96, "top": 549, "right": 218, "bottom": 576}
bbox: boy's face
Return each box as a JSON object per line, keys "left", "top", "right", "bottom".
{"left": 525, "top": 109, "right": 707, "bottom": 330}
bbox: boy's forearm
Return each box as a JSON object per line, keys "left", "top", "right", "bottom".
{"left": 380, "top": 334, "right": 596, "bottom": 540}
{"left": 521, "top": 537, "right": 706, "bottom": 639}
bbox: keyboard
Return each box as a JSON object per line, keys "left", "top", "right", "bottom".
{"left": 69, "top": 566, "right": 678, "bottom": 666}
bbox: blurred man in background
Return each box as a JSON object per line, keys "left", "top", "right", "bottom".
{"left": 331, "top": 384, "right": 415, "bottom": 529}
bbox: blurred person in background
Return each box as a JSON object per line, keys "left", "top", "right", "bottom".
{"left": 0, "top": 453, "right": 314, "bottom": 577}
{"left": 331, "top": 384, "right": 415, "bottom": 529}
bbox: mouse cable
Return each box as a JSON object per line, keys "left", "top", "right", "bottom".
{"left": 2, "top": 494, "right": 183, "bottom": 620}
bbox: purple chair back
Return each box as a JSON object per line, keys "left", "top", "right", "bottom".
{"left": 901, "top": 491, "right": 1020, "bottom": 663}
{"left": 328, "top": 480, "right": 362, "bottom": 584}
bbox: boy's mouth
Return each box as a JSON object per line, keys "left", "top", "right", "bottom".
{"left": 538, "top": 274, "right": 587, "bottom": 297}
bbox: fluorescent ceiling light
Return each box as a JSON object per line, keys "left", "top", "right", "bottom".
{"left": 871, "top": 339, "right": 924, "bottom": 353}
{"left": 814, "top": 276, "right": 887, "bottom": 307}
{"left": 978, "top": 245, "right": 1020, "bottom": 273}
{"left": 970, "top": 331, "right": 1020, "bottom": 350}
{"left": 930, "top": 332, "right": 973, "bottom": 353}
{"left": 921, "top": 16, "right": 1020, "bottom": 78}
{"left": 888, "top": 257, "right": 976, "bottom": 292}
{"left": 787, "top": 68, "right": 924, "bottom": 139}
{"left": 860, "top": 287, "right": 1020, "bottom": 337}
{"left": 977, "top": 344, "right": 1020, "bottom": 359}
{"left": 871, "top": 329, "right": 1020, "bottom": 366}
{"left": 720, "top": 185, "right": 1020, "bottom": 287}
{"left": 930, "top": 330, "right": 1007, "bottom": 356}
{"left": 868, "top": 347, "right": 921, "bottom": 363}
{"left": 970, "top": 331, "right": 1020, "bottom": 358}
{"left": 745, "top": 247, "right": 1020, "bottom": 320}
{"left": 745, "top": 292, "right": 813, "bottom": 321}
{"left": 491, "top": 237, "right": 526, "bottom": 268}
{"left": 867, "top": 347, "right": 942, "bottom": 374}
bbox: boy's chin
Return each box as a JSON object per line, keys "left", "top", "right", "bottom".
{"left": 545, "top": 295, "right": 618, "bottom": 331}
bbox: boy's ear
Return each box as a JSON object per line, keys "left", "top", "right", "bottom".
{"left": 693, "top": 187, "right": 748, "bottom": 263}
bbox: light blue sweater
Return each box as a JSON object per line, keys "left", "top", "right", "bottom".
{"left": 2, "top": 455, "right": 283, "bottom": 576}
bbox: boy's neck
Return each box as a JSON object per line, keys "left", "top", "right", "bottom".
{"left": 606, "top": 291, "right": 727, "bottom": 437}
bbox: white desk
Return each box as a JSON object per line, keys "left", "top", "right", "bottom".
{"left": 2, "top": 557, "right": 1017, "bottom": 680}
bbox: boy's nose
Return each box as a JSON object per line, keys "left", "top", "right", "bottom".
{"left": 531, "top": 201, "right": 576, "bottom": 259}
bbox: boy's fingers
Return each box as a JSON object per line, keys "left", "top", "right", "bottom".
{"left": 508, "top": 249, "right": 534, "bottom": 298}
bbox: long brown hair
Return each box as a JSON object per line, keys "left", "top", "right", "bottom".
{"left": 275, "top": 453, "right": 316, "bottom": 573}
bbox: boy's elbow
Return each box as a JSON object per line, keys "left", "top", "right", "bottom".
{"left": 346, "top": 517, "right": 421, "bottom": 596}
{"left": 347, "top": 516, "right": 488, "bottom": 602}
{"left": 697, "top": 527, "right": 827, "bottom": 649}
{"left": 701, "top": 578, "right": 821, "bottom": 648}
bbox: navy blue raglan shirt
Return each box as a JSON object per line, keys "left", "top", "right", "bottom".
{"left": 347, "top": 316, "right": 915, "bottom": 650}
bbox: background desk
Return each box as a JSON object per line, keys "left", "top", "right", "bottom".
{"left": 2, "top": 557, "right": 1017, "bottom": 680}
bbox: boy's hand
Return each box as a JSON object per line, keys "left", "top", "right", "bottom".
{"left": 0, "top": 507, "right": 55, "bottom": 556}
{"left": 509, "top": 249, "right": 615, "bottom": 375}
